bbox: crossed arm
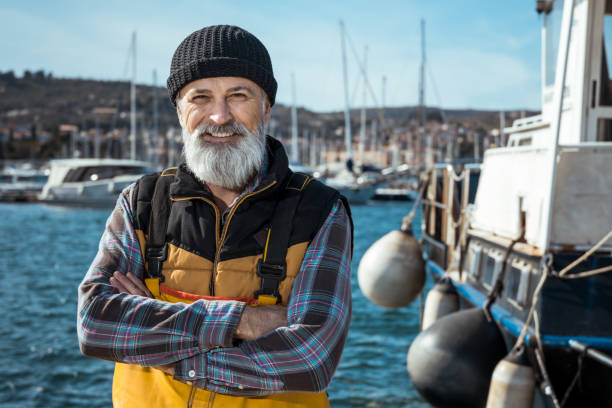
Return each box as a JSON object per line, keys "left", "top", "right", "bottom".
{"left": 108, "top": 271, "right": 287, "bottom": 376}
{"left": 77, "top": 187, "right": 352, "bottom": 395}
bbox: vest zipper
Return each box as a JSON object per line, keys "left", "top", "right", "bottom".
{"left": 170, "top": 196, "right": 221, "bottom": 296}
{"left": 210, "top": 181, "right": 276, "bottom": 295}
{"left": 171, "top": 181, "right": 277, "bottom": 296}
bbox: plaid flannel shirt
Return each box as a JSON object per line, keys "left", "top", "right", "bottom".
{"left": 77, "top": 175, "right": 352, "bottom": 396}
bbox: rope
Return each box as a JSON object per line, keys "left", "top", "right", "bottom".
{"left": 401, "top": 169, "right": 432, "bottom": 231}
{"left": 509, "top": 230, "right": 612, "bottom": 406}
{"left": 410, "top": 174, "right": 467, "bottom": 229}
{"left": 446, "top": 167, "right": 466, "bottom": 182}
{"left": 535, "top": 347, "right": 562, "bottom": 408}
{"left": 421, "top": 199, "right": 446, "bottom": 210}
{"left": 448, "top": 208, "right": 466, "bottom": 229}
{"left": 514, "top": 229, "right": 612, "bottom": 348}
{"left": 533, "top": 310, "right": 546, "bottom": 368}
{"left": 558, "top": 229, "right": 612, "bottom": 277}
{"left": 484, "top": 227, "right": 525, "bottom": 317}
{"left": 559, "top": 349, "right": 585, "bottom": 408}
{"left": 514, "top": 266, "right": 549, "bottom": 349}
{"left": 557, "top": 264, "right": 612, "bottom": 279}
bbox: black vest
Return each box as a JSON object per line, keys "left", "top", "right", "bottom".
{"left": 130, "top": 136, "right": 350, "bottom": 302}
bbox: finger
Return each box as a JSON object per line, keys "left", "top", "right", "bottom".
{"left": 110, "top": 276, "right": 130, "bottom": 294}
{"left": 125, "top": 273, "right": 153, "bottom": 298}
{"left": 155, "top": 363, "right": 175, "bottom": 376}
{"left": 116, "top": 273, "right": 147, "bottom": 296}
{"left": 113, "top": 272, "right": 148, "bottom": 297}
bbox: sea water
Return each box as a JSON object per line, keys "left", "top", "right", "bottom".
{"left": 0, "top": 201, "right": 429, "bottom": 407}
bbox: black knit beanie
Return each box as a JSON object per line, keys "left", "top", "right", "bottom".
{"left": 167, "top": 25, "right": 277, "bottom": 106}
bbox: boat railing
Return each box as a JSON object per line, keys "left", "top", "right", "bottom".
{"left": 422, "top": 163, "right": 481, "bottom": 270}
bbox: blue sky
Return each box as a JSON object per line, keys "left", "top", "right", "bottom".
{"left": 0, "top": 0, "right": 542, "bottom": 112}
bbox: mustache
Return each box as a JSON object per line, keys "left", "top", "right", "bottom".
{"left": 195, "top": 122, "right": 251, "bottom": 138}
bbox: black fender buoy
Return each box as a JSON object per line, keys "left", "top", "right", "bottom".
{"left": 422, "top": 277, "right": 460, "bottom": 330}
{"left": 407, "top": 308, "right": 507, "bottom": 408}
{"left": 358, "top": 229, "right": 425, "bottom": 308}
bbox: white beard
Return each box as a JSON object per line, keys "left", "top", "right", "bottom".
{"left": 182, "top": 121, "right": 266, "bottom": 191}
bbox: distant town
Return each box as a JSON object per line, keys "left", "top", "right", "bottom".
{"left": 0, "top": 70, "right": 535, "bottom": 169}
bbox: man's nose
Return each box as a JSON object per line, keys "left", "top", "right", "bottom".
{"left": 209, "top": 99, "right": 233, "bottom": 125}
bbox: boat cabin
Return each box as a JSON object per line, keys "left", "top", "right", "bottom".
{"left": 474, "top": 0, "right": 612, "bottom": 253}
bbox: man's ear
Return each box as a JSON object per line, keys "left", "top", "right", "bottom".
{"left": 176, "top": 105, "right": 184, "bottom": 128}
{"left": 263, "top": 100, "right": 271, "bottom": 124}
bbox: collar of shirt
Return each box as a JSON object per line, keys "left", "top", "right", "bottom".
{"left": 220, "top": 150, "right": 269, "bottom": 219}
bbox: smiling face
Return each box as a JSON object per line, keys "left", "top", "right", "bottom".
{"left": 176, "top": 76, "right": 270, "bottom": 140}
{"left": 176, "top": 77, "right": 271, "bottom": 191}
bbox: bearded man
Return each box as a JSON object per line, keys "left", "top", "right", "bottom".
{"left": 77, "top": 25, "right": 353, "bottom": 407}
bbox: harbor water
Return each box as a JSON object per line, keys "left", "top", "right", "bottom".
{"left": 0, "top": 200, "right": 429, "bottom": 407}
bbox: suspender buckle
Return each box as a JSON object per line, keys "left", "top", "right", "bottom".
{"left": 254, "top": 259, "right": 286, "bottom": 304}
{"left": 146, "top": 245, "right": 167, "bottom": 282}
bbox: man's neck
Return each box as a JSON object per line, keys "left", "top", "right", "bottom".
{"left": 206, "top": 183, "right": 242, "bottom": 213}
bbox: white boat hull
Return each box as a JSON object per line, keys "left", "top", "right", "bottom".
{"left": 334, "top": 185, "right": 375, "bottom": 204}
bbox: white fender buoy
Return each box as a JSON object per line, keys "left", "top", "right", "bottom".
{"left": 422, "top": 277, "right": 460, "bottom": 330}
{"left": 358, "top": 229, "right": 425, "bottom": 308}
{"left": 486, "top": 346, "right": 535, "bottom": 408}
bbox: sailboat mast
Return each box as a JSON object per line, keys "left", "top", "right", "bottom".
{"left": 152, "top": 69, "right": 159, "bottom": 167}
{"left": 310, "top": 131, "right": 317, "bottom": 168}
{"left": 291, "top": 72, "right": 299, "bottom": 163}
{"left": 371, "top": 119, "right": 377, "bottom": 165}
{"left": 339, "top": 20, "right": 353, "bottom": 160}
{"left": 418, "top": 19, "right": 426, "bottom": 167}
{"left": 499, "top": 110, "right": 506, "bottom": 146}
{"left": 360, "top": 46, "right": 368, "bottom": 165}
{"left": 130, "top": 31, "right": 137, "bottom": 161}
{"left": 380, "top": 76, "right": 385, "bottom": 167}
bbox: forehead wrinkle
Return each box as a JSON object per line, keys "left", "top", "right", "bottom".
{"left": 188, "top": 88, "right": 212, "bottom": 95}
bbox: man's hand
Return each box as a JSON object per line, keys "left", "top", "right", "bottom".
{"left": 110, "top": 271, "right": 152, "bottom": 298}
{"left": 155, "top": 363, "right": 175, "bottom": 377}
{"left": 235, "top": 305, "right": 288, "bottom": 340}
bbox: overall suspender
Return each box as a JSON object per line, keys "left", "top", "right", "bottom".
{"left": 255, "top": 172, "right": 311, "bottom": 305}
{"left": 144, "top": 169, "right": 311, "bottom": 305}
{"left": 144, "top": 169, "right": 175, "bottom": 294}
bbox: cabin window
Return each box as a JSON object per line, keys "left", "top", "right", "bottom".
{"left": 482, "top": 252, "right": 498, "bottom": 288}
{"left": 515, "top": 265, "right": 532, "bottom": 307}
{"left": 599, "top": 2, "right": 612, "bottom": 105}
{"left": 63, "top": 166, "right": 148, "bottom": 182}
{"left": 16, "top": 175, "right": 46, "bottom": 183}
{"left": 545, "top": 0, "right": 564, "bottom": 87}
{"left": 596, "top": 118, "right": 612, "bottom": 141}
{"left": 504, "top": 264, "right": 522, "bottom": 301}
{"left": 468, "top": 245, "right": 482, "bottom": 278}
{"left": 518, "top": 137, "right": 532, "bottom": 146}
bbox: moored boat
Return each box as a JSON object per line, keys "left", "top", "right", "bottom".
{"left": 359, "top": 1, "right": 612, "bottom": 406}
{"left": 0, "top": 166, "right": 48, "bottom": 202}
{"left": 324, "top": 169, "right": 376, "bottom": 204}
{"left": 39, "top": 158, "right": 152, "bottom": 207}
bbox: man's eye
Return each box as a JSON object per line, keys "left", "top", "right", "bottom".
{"left": 229, "top": 93, "right": 247, "bottom": 99}
{"left": 192, "top": 95, "right": 209, "bottom": 101}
